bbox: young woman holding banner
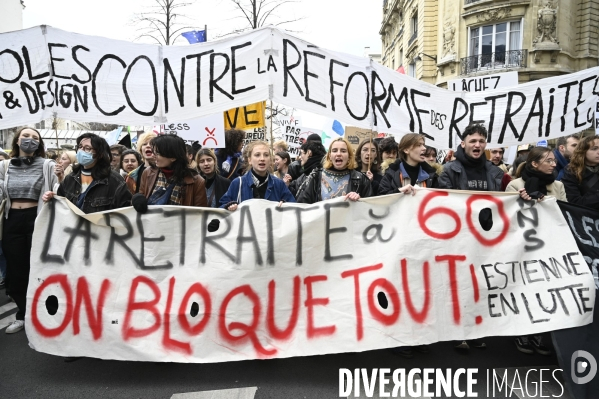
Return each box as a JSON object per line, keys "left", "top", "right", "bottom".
{"left": 506, "top": 146, "right": 566, "bottom": 202}
{"left": 1, "top": 127, "right": 57, "bottom": 334}
{"left": 562, "top": 135, "right": 599, "bottom": 209}
{"left": 378, "top": 134, "right": 439, "bottom": 196}
{"left": 219, "top": 141, "right": 295, "bottom": 211}
{"left": 132, "top": 134, "right": 208, "bottom": 212}
{"left": 296, "top": 138, "right": 372, "bottom": 204}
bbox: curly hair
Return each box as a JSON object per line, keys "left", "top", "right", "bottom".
{"left": 221, "top": 129, "right": 246, "bottom": 158}
{"left": 355, "top": 139, "right": 381, "bottom": 173}
{"left": 12, "top": 127, "right": 46, "bottom": 158}
{"left": 323, "top": 138, "right": 357, "bottom": 170}
{"left": 462, "top": 123, "right": 488, "bottom": 139}
{"left": 378, "top": 137, "right": 398, "bottom": 155}
{"left": 567, "top": 135, "right": 599, "bottom": 183}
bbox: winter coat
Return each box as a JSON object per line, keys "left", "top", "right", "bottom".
{"left": 139, "top": 167, "right": 208, "bottom": 207}
{"left": 505, "top": 177, "right": 567, "bottom": 201}
{"left": 438, "top": 159, "right": 504, "bottom": 191}
{"left": 378, "top": 161, "right": 438, "bottom": 195}
{"left": 561, "top": 168, "right": 599, "bottom": 210}
{"left": 204, "top": 173, "right": 231, "bottom": 208}
{"left": 58, "top": 168, "right": 132, "bottom": 213}
{"left": 219, "top": 171, "right": 296, "bottom": 207}
{"left": 553, "top": 149, "right": 569, "bottom": 181}
{"left": 297, "top": 169, "right": 372, "bottom": 204}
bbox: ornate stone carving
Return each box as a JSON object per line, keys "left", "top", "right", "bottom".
{"left": 442, "top": 23, "right": 456, "bottom": 58}
{"left": 533, "top": 1, "right": 559, "bottom": 47}
{"left": 476, "top": 7, "right": 512, "bottom": 23}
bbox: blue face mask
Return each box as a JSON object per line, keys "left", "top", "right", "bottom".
{"left": 76, "top": 150, "right": 95, "bottom": 167}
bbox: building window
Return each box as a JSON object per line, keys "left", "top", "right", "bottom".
{"left": 411, "top": 13, "right": 418, "bottom": 36}
{"left": 408, "top": 62, "right": 416, "bottom": 77}
{"left": 469, "top": 21, "right": 521, "bottom": 67}
{"left": 399, "top": 49, "right": 403, "bottom": 66}
{"left": 392, "top": 57, "right": 395, "bottom": 70}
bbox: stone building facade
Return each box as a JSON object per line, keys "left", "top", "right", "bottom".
{"left": 380, "top": 0, "right": 599, "bottom": 87}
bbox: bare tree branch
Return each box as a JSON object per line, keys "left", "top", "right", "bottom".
{"left": 130, "top": 0, "right": 198, "bottom": 45}
{"left": 223, "top": 0, "right": 303, "bottom": 34}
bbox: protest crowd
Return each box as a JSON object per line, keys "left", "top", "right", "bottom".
{"left": 0, "top": 122, "right": 596, "bottom": 361}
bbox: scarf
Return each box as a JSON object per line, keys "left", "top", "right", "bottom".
{"left": 302, "top": 156, "right": 322, "bottom": 176}
{"left": 586, "top": 165, "right": 599, "bottom": 174}
{"left": 455, "top": 145, "right": 486, "bottom": 170}
{"left": 153, "top": 169, "right": 183, "bottom": 205}
{"left": 521, "top": 163, "right": 555, "bottom": 198}
{"left": 221, "top": 151, "right": 242, "bottom": 173}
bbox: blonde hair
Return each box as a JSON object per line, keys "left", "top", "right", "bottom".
{"left": 136, "top": 132, "right": 157, "bottom": 157}
{"left": 323, "top": 138, "right": 357, "bottom": 170}
{"left": 63, "top": 150, "right": 77, "bottom": 164}
{"left": 243, "top": 141, "right": 273, "bottom": 173}
{"left": 273, "top": 140, "right": 288, "bottom": 152}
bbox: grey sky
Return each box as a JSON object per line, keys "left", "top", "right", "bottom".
{"left": 23, "top": 0, "right": 382, "bottom": 56}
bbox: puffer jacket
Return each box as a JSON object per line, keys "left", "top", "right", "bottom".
{"left": 297, "top": 169, "right": 372, "bottom": 204}
{"left": 378, "top": 161, "right": 438, "bottom": 195}
{"left": 58, "top": 167, "right": 132, "bottom": 213}
{"left": 438, "top": 159, "right": 504, "bottom": 191}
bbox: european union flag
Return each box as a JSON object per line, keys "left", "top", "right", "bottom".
{"left": 181, "top": 30, "right": 207, "bottom": 44}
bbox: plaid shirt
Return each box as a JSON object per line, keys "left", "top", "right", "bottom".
{"left": 155, "top": 170, "right": 184, "bottom": 205}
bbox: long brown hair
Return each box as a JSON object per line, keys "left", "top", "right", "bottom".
{"left": 568, "top": 135, "right": 599, "bottom": 183}
{"left": 12, "top": 127, "right": 46, "bottom": 158}
{"left": 515, "top": 146, "right": 552, "bottom": 178}
{"left": 355, "top": 139, "right": 381, "bottom": 173}
{"left": 397, "top": 133, "right": 425, "bottom": 163}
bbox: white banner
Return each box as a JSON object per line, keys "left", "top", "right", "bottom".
{"left": 447, "top": 71, "right": 519, "bottom": 93}
{"left": 1, "top": 26, "right": 598, "bottom": 148}
{"left": 27, "top": 193, "right": 594, "bottom": 363}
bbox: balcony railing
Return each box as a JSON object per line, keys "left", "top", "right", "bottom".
{"left": 465, "top": 0, "right": 482, "bottom": 4}
{"left": 460, "top": 49, "right": 527, "bottom": 75}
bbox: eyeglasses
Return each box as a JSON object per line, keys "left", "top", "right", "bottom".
{"left": 78, "top": 145, "right": 94, "bottom": 153}
{"left": 543, "top": 158, "right": 557, "bottom": 165}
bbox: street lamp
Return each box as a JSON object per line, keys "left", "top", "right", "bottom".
{"left": 414, "top": 53, "right": 437, "bottom": 63}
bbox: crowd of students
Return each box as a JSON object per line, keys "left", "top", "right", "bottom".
{"left": 0, "top": 124, "right": 597, "bottom": 360}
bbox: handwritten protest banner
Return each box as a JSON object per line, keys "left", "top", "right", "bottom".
{"left": 159, "top": 113, "right": 225, "bottom": 148}
{"left": 0, "top": 26, "right": 597, "bottom": 148}
{"left": 282, "top": 125, "right": 320, "bottom": 156}
{"left": 26, "top": 192, "right": 594, "bottom": 363}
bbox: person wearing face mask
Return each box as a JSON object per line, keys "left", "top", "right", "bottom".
{"left": 195, "top": 148, "right": 231, "bottom": 208}
{"left": 379, "top": 134, "right": 439, "bottom": 197}
{"left": 439, "top": 124, "right": 505, "bottom": 192}
{"left": 297, "top": 138, "right": 372, "bottom": 204}
{"left": 0, "top": 127, "right": 58, "bottom": 334}
{"left": 132, "top": 135, "right": 207, "bottom": 211}
{"left": 125, "top": 132, "right": 157, "bottom": 194}
{"left": 219, "top": 141, "right": 295, "bottom": 211}
{"left": 43, "top": 133, "right": 132, "bottom": 213}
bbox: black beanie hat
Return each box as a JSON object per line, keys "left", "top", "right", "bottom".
{"left": 306, "top": 133, "right": 322, "bottom": 143}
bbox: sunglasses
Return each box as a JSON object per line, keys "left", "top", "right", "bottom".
{"left": 10, "top": 157, "right": 35, "bottom": 166}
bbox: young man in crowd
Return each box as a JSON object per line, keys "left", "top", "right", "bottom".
{"left": 489, "top": 147, "right": 508, "bottom": 173}
{"left": 110, "top": 144, "right": 127, "bottom": 172}
{"left": 554, "top": 134, "right": 579, "bottom": 180}
{"left": 439, "top": 123, "right": 505, "bottom": 351}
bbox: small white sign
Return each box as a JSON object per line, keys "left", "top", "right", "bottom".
{"left": 159, "top": 114, "right": 225, "bottom": 148}
{"left": 447, "top": 71, "right": 519, "bottom": 92}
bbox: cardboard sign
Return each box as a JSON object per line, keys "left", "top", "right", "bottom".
{"left": 27, "top": 193, "right": 594, "bottom": 363}
{"left": 344, "top": 127, "right": 377, "bottom": 149}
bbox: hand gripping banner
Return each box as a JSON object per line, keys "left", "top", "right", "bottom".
{"left": 26, "top": 192, "right": 594, "bottom": 363}
{"left": 0, "top": 25, "right": 598, "bottom": 148}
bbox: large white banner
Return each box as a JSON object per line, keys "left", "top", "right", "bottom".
{"left": 27, "top": 193, "right": 594, "bottom": 363}
{"left": 1, "top": 26, "right": 598, "bottom": 148}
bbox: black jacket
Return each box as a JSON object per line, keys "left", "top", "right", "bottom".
{"left": 288, "top": 160, "right": 302, "bottom": 180}
{"left": 562, "top": 168, "right": 599, "bottom": 210}
{"left": 379, "top": 161, "right": 438, "bottom": 195}
{"left": 204, "top": 173, "right": 232, "bottom": 207}
{"left": 438, "top": 159, "right": 504, "bottom": 191}
{"left": 297, "top": 169, "right": 372, "bottom": 204}
{"left": 58, "top": 168, "right": 132, "bottom": 213}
